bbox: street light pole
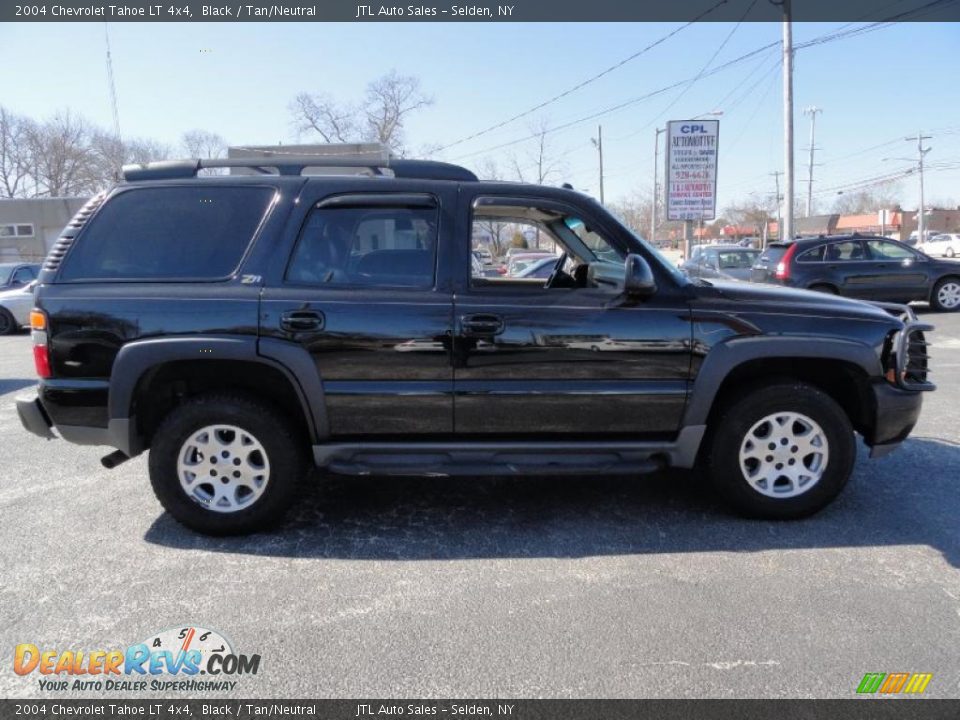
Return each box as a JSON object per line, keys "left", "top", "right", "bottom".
{"left": 652, "top": 127, "right": 665, "bottom": 243}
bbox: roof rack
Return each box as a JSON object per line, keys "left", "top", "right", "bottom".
{"left": 121, "top": 157, "right": 478, "bottom": 183}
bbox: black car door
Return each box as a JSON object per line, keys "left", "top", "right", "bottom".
{"left": 259, "top": 183, "right": 456, "bottom": 437}
{"left": 451, "top": 192, "right": 692, "bottom": 436}
{"left": 862, "top": 239, "right": 932, "bottom": 301}
{"left": 821, "top": 239, "right": 875, "bottom": 298}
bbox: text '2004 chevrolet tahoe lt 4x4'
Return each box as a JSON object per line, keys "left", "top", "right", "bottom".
{"left": 16, "top": 155, "right": 934, "bottom": 535}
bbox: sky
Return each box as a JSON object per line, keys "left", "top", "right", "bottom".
{"left": 2, "top": 19, "right": 959, "bottom": 215}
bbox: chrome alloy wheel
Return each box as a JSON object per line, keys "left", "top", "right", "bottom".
{"left": 936, "top": 280, "right": 960, "bottom": 309}
{"left": 738, "top": 412, "right": 829, "bottom": 498}
{"left": 177, "top": 425, "right": 270, "bottom": 513}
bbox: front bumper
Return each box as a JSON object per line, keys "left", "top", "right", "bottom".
{"left": 867, "top": 382, "right": 924, "bottom": 458}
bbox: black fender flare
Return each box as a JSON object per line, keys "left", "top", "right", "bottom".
{"left": 682, "top": 335, "right": 882, "bottom": 426}
{"left": 109, "top": 335, "right": 328, "bottom": 444}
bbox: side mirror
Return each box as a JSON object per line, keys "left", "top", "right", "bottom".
{"left": 624, "top": 254, "right": 657, "bottom": 297}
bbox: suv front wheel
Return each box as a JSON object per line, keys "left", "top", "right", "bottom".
{"left": 704, "top": 382, "right": 856, "bottom": 519}
{"left": 148, "top": 394, "right": 307, "bottom": 535}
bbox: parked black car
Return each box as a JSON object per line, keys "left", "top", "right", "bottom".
{"left": 751, "top": 234, "right": 960, "bottom": 311}
{"left": 16, "top": 157, "right": 935, "bottom": 535}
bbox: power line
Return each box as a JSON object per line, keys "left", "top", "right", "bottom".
{"left": 449, "top": 10, "right": 945, "bottom": 164}
{"left": 433, "top": 0, "right": 729, "bottom": 154}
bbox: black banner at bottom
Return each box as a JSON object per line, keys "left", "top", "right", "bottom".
{"left": 2, "top": 699, "right": 959, "bottom": 720}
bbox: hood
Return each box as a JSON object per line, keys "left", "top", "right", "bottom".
{"left": 0, "top": 283, "right": 35, "bottom": 300}
{"left": 693, "top": 279, "right": 897, "bottom": 323}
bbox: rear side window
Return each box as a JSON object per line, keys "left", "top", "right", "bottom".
{"left": 797, "top": 245, "right": 825, "bottom": 263}
{"left": 286, "top": 204, "right": 438, "bottom": 288}
{"left": 60, "top": 187, "right": 275, "bottom": 281}
{"left": 758, "top": 244, "right": 789, "bottom": 264}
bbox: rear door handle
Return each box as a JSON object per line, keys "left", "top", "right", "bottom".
{"left": 461, "top": 313, "right": 505, "bottom": 337}
{"left": 280, "top": 310, "right": 324, "bottom": 332}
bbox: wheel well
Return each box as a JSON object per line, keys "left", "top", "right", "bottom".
{"left": 132, "top": 360, "right": 313, "bottom": 448}
{"left": 706, "top": 357, "right": 874, "bottom": 437}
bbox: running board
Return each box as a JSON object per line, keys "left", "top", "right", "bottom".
{"left": 312, "top": 427, "right": 705, "bottom": 477}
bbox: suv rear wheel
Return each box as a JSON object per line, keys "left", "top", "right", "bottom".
{"left": 704, "top": 382, "right": 855, "bottom": 519}
{"left": 148, "top": 394, "right": 306, "bottom": 535}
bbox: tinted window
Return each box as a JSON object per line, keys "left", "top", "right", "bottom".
{"left": 717, "top": 250, "right": 758, "bottom": 269}
{"left": 867, "top": 240, "right": 915, "bottom": 260}
{"left": 287, "top": 205, "right": 438, "bottom": 287}
{"left": 797, "top": 245, "right": 825, "bottom": 263}
{"left": 60, "top": 187, "right": 274, "bottom": 281}
{"left": 823, "top": 241, "right": 866, "bottom": 261}
{"left": 758, "top": 244, "right": 790, "bottom": 264}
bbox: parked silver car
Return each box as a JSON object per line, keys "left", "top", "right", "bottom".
{"left": 679, "top": 244, "right": 761, "bottom": 281}
{"left": 0, "top": 280, "right": 35, "bottom": 335}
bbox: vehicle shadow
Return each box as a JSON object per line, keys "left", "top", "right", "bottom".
{"left": 0, "top": 378, "right": 36, "bottom": 396}
{"left": 143, "top": 437, "right": 960, "bottom": 568}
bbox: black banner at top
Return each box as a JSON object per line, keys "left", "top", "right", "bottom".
{"left": 4, "top": 0, "right": 960, "bottom": 22}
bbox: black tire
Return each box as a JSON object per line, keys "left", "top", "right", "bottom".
{"left": 703, "top": 382, "right": 856, "bottom": 520}
{"left": 0, "top": 307, "right": 16, "bottom": 335}
{"left": 930, "top": 276, "right": 960, "bottom": 312}
{"left": 808, "top": 283, "right": 837, "bottom": 295}
{"left": 148, "top": 394, "right": 307, "bottom": 535}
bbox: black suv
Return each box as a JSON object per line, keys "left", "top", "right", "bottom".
{"left": 751, "top": 234, "right": 960, "bottom": 310}
{"left": 15, "top": 157, "right": 935, "bottom": 534}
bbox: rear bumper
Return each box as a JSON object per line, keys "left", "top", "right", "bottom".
{"left": 16, "top": 393, "right": 139, "bottom": 456}
{"left": 16, "top": 397, "right": 56, "bottom": 440}
{"left": 867, "top": 382, "right": 923, "bottom": 457}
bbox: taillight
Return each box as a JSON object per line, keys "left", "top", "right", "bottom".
{"left": 774, "top": 244, "right": 798, "bottom": 280}
{"left": 30, "top": 310, "right": 51, "bottom": 379}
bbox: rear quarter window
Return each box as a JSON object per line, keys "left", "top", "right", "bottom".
{"left": 758, "top": 245, "right": 789, "bottom": 264}
{"left": 59, "top": 186, "right": 275, "bottom": 281}
{"left": 796, "top": 245, "right": 825, "bottom": 262}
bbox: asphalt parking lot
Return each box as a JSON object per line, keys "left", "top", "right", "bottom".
{"left": 1, "top": 308, "right": 958, "bottom": 700}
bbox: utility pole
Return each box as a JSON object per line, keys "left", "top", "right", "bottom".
{"left": 770, "top": 171, "right": 782, "bottom": 245}
{"left": 781, "top": 0, "right": 795, "bottom": 242}
{"left": 651, "top": 127, "right": 666, "bottom": 243}
{"left": 591, "top": 125, "right": 605, "bottom": 205}
{"left": 907, "top": 131, "right": 933, "bottom": 244}
{"left": 803, "top": 106, "right": 822, "bottom": 217}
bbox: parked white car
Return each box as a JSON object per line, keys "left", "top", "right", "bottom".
{"left": 920, "top": 233, "right": 960, "bottom": 258}
{"left": 0, "top": 280, "right": 35, "bottom": 335}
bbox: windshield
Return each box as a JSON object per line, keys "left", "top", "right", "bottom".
{"left": 604, "top": 209, "right": 690, "bottom": 285}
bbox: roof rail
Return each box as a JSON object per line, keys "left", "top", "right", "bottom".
{"left": 121, "top": 157, "right": 478, "bottom": 182}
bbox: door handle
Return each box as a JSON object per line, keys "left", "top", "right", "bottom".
{"left": 280, "top": 310, "right": 324, "bottom": 332}
{"left": 461, "top": 313, "right": 505, "bottom": 337}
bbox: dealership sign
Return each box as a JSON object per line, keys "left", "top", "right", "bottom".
{"left": 665, "top": 119, "right": 719, "bottom": 221}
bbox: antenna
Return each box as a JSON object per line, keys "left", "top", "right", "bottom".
{"left": 104, "top": 23, "right": 122, "bottom": 141}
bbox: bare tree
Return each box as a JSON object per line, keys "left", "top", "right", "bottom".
{"left": 363, "top": 71, "right": 432, "bottom": 150}
{"left": 511, "top": 118, "right": 565, "bottom": 186}
{"left": 609, "top": 189, "right": 655, "bottom": 240}
{"left": 27, "top": 110, "right": 96, "bottom": 197}
{"left": 0, "top": 107, "right": 36, "bottom": 198}
{"left": 832, "top": 183, "right": 901, "bottom": 214}
{"left": 181, "top": 129, "right": 228, "bottom": 159}
{"left": 291, "top": 71, "right": 433, "bottom": 154}
{"left": 290, "top": 92, "right": 358, "bottom": 144}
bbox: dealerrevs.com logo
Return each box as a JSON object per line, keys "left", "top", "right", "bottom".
{"left": 14, "top": 626, "right": 260, "bottom": 693}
